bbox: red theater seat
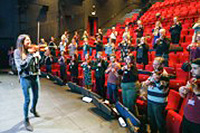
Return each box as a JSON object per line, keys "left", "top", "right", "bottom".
{"left": 166, "top": 90, "right": 182, "bottom": 111}
{"left": 166, "top": 110, "right": 182, "bottom": 133}
{"left": 169, "top": 68, "right": 189, "bottom": 90}
{"left": 138, "top": 74, "right": 149, "bottom": 82}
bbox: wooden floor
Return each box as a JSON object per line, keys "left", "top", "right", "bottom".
{"left": 0, "top": 74, "right": 127, "bottom": 133}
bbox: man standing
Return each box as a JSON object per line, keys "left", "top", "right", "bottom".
{"left": 141, "top": 57, "right": 169, "bottom": 133}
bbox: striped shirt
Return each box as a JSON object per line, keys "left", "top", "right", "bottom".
{"left": 147, "top": 70, "right": 169, "bottom": 104}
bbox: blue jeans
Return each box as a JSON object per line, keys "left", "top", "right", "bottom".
{"left": 107, "top": 82, "right": 118, "bottom": 104}
{"left": 20, "top": 76, "right": 40, "bottom": 120}
{"left": 46, "top": 65, "right": 52, "bottom": 73}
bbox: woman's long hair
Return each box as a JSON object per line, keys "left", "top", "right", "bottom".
{"left": 16, "top": 34, "right": 29, "bottom": 57}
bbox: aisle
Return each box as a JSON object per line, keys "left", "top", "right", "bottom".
{"left": 0, "top": 74, "right": 127, "bottom": 133}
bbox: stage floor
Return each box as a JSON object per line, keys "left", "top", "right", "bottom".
{"left": 0, "top": 74, "right": 127, "bottom": 133}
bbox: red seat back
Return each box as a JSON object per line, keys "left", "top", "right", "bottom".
{"left": 166, "top": 89, "right": 182, "bottom": 111}
{"left": 166, "top": 110, "right": 182, "bottom": 133}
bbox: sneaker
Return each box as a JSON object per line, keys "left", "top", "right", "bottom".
{"left": 24, "top": 118, "right": 33, "bottom": 132}
{"left": 30, "top": 108, "right": 40, "bottom": 117}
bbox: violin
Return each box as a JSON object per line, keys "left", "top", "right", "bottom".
{"left": 27, "top": 44, "right": 39, "bottom": 54}
{"left": 189, "top": 78, "right": 200, "bottom": 88}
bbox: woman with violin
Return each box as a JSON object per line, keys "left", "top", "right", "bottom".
{"left": 118, "top": 54, "right": 139, "bottom": 114}
{"left": 81, "top": 53, "right": 92, "bottom": 90}
{"left": 169, "top": 16, "right": 182, "bottom": 45}
{"left": 69, "top": 54, "right": 79, "bottom": 84}
{"left": 14, "top": 34, "right": 41, "bottom": 131}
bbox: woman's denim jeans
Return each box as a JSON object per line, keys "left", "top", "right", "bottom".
{"left": 107, "top": 82, "right": 118, "bottom": 104}
{"left": 20, "top": 76, "right": 40, "bottom": 120}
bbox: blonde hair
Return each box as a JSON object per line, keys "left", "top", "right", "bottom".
{"left": 154, "top": 57, "right": 165, "bottom": 65}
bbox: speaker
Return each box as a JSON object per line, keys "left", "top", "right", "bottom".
{"left": 37, "top": 5, "right": 49, "bottom": 22}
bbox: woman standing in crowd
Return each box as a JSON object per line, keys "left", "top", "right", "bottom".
{"left": 14, "top": 34, "right": 41, "bottom": 131}
{"left": 135, "top": 20, "right": 144, "bottom": 44}
{"left": 152, "top": 21, "right": 162, "bottom": 47}
{"left": 83, "top": 38, "right": 90, "bottom": 58}
{"left": 68, "top": 38, "right": 78, "bottom": 57}
{"left": 169, "top": 16, "right": 182, "bottom": 45}
{"left": 136, "top": 37, "right": 149, "bottom": 70}
{"left": 61, "top": 30, "right": 69, "bottom": 43}
{"left": 105, "top": 38, "right": 115, "bottom": 59}
{"left": 154, "top": 29, "right": 170, "bottom": 67}
{"left": 110, "top": 27, "right": 118, "bottom": 44}
{"left": 118, "top": 40, "right": 130, "bottom": 62}
{"left": 96, "top": 28, "right": 103, "bottom": 41}
{"left": 69, "top": 55, "right": 79, "bottom": 84}
{"left": 81, "top": 53, "right": 92, "bottom": 90}
{"left": 44, "top": 48, "right": 53, "bottom": 75}
{"left": 179, "top": 58, "right": 200, "bottom": 133}
{"left": 105, "top": 54, "right": 121, "bottom": 104}
{"left": 59, "top": 35, "right": 67, "bottom": 54}
{"left": 118, "top": 54, "right": 139, "bottom": 114}
{"left": 73, "top": 31, "right": 80, "bottom": 44}
{"left": 82, "top": 30, "right": 89, "bottom": 40}
{"left": 92, "top": 52, "right": 108, "bottom": 99}
{"left": 122, "top": 26, "right": 131, "bottom": 41}
{"left": 58, "top": 51, "right": 67, "bottom": 82}
{"left": 48, "top": 36, "right": 57, "bottom": 57}
{"left": 94, "top": 36, "right": 103, "bottom": 56}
